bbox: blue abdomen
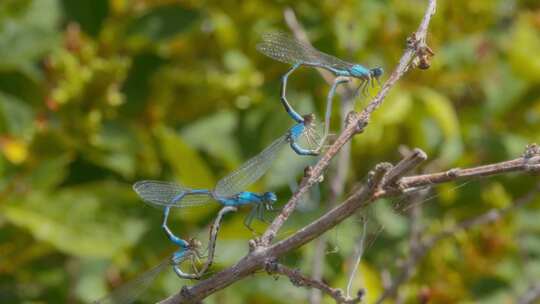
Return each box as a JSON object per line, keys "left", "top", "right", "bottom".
{"left": 350, "top": 64, "right": 370, "bottom": 78}
{"left": 220, "top": 192, "right": 263, "bottom": 207}
{"left": 289, "top": 123, "right": 305, "bottom": 141}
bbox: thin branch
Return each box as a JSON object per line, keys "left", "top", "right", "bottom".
{"left": 387, "top": 155, "right": 540, "bottom": 194}
{"left": 158, "top": 152, "right": 419, "bottom": 303}
{"left": 157, "top": 2, "right": 443, "bottom": 302}
{"left": 265, "top": 260, "right": 363, "bottom": 304}
{"left": 284, "top": 10, "right": 365, "bottom": 304}
{"left": 260, "top": 0, "right": 438, "bottom": 246}
{"left": 376, "top": 182, "right": 540, "bottom": 303}
{"left": 160, "top": 143, "right": 536, "bottom": 304}
{"left": 383, "top": 148, "right": 428, "bottom": 186}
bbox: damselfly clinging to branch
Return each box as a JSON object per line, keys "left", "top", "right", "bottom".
{"left": 94, "top": 238, "right": 202, "bottom": 304}
{"left": 257, "top": 31, "right": 383, "bottom": 143}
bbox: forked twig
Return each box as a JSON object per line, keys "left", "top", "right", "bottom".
{"left": 265, "top": 260, "right": 364, "bottom": 304}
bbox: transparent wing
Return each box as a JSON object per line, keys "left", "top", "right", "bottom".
{"left": 302, "top": 122, "right": 326, "bottom": 151}
{"left": 214, "top": 135, "right": 288, "bottom": 197}
{"left": 94, "top": 259, "right": 171, "bottom": 304}
{"left": 133, "top": 180, "right": 212, "bottom": 208}
{"left": 256, "top": 32, "right": 354, "bottom": 70}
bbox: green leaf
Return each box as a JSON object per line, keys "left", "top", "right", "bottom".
{"left": 501, "top": 133, "right": 529, "bottom": 158}
{"left": 417, "top": 88, "right": 459, "bottom": 139}
{"left": 86, "top": 123, "right": 138, "bottom": 179}
{"left": 508, "top": 14, "right": 540, "bottom": 83}
{"left": 155, "top": 126, "right": 214, "bottom": 188}
{"left": 0, "top": 0, "right": 61, "bottom": 74}
{"left": 2, "top": 185, "right": 146, "bottom": 258}
{"left": 60, "top": 0, "right": 109, "bottom": 36}
{"left": 122, "top": 52, "right": 167, "bottom": 115}
{"left": 181, "top": 111, "right": 241, "bottom": 167}
{"left": 26, "top": 154, "right": 72, "bottom": 191}
{"left": 516, "top": 207, "right": 540, "bottom": 232}
{"left": 482, "top": 63, "right": 527, "bottom": 116}
{"left": 0, "top": 71, "right": 42, "bottom": 105}
{"left": 0, "top": 91, "right": 34, "bottom": 140}
{"left": 373, "top": 199, "right": 408, "bottom": 237}
{"left": 372, "top": 86, "right": 412, "bottom": 125}
{"left": 471, "top": 277, "right": 509, "bottom": 298}
{"left": 416, "top": 88, "right": 463, "bottom": 164}
{"left": 126, "top": 4, "right": 199, "bottom": 42}
{"left": 75, "top": 259, "right": 108, "bottom": 303}
{"left": 481, "top": 182, "right": 511, "bottom": 209}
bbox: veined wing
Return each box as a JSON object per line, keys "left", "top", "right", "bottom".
{"left": 257, "top": 32, "right": 354, "bottom": 70}
{"left": 214, "top": 135, "right": 288, "bottom": 197}
{"left": 94, "top": 258, "right": 172, "bottom": 304}
{"left": 133, "top": 180, "right": 212, "bottom": 208}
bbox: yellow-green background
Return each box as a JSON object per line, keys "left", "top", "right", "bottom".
{"left": 0, "top": 0, "right": 539, "bottom": 303}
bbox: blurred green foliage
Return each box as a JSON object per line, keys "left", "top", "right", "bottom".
{"left": 0, "top": 0, "right": 539, "bottom": 303}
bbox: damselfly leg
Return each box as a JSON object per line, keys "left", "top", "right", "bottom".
{"left": 280, "top": 63, "right": 304, "bottom": 123}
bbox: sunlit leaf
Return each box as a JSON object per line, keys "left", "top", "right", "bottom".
{"left": 508, "top": 14, "right": 540, "bottom": 83}
{"left": 2, "top": 186, "right": 146, "bottom": 258}
{"left": 0, "top": 0, "right": 60, "bottom": 75}
{"left": 416, "top": 87, "right": 463, "bottom": 164}
{"left": 0, "top": 137, "right": 28, "bottom": 164}
{"left": 372, "top": 86, "right": 412, "bottom": 125}
{"left": 373, "top": 199, "right": 408, "bottom": 238}
{"left": 75, "top": 259, "right": 109, "bottom": 303}
{"left": 154, "top": 126, "right": 214, "bottom": 188}
{"left": 181, "top": 111, "right": 241, "bottom": 168}
{"left": 481, "top": 182, "right": 511, "bottom": 209}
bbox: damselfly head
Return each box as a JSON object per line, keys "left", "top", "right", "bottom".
{"left": 370, "top": 67, "right": 384, "bottom": 80}
{"left": 263, "top": 191, "right": 277, "bottom": 204}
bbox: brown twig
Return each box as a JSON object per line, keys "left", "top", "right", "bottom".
{"left": 159, "top": 145, "right": 537, "bottom": 303}
{"left": 383, "top": 148, "right": 428, "bottom": 187}
{"left": 386, "top": 155, "right": 540, "bottom": 194}
{"left": 284, "top": 9, "right": 373, "bottom": 303}
{"left": 265, "top": 260, "right": 364, "bottom": 304}
{"left": 260, "top": 0, "right": 438, "bottom": 247}
{"left": 156, "top": 2, "right": 451, "bottom": 302}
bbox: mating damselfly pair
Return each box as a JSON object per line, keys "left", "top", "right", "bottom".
{"left": 95, "top": 31, "right": 383, "bottom": 304}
